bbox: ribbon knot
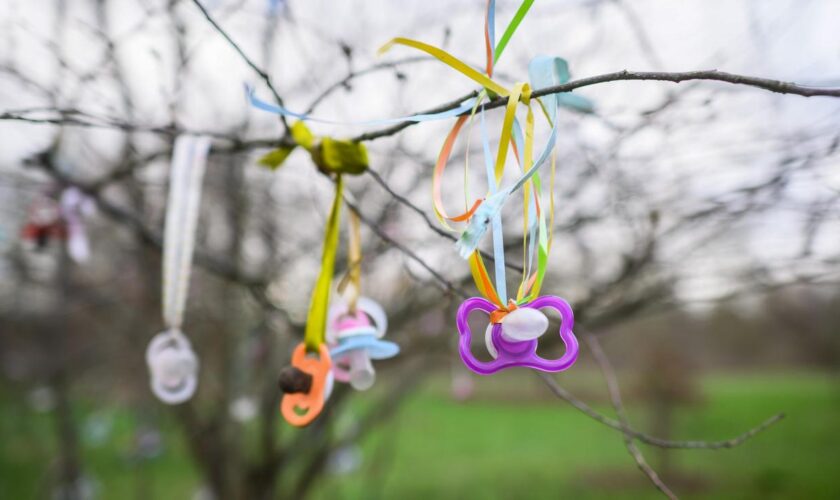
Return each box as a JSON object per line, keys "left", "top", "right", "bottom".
{"left": 257, "top": 121, "right": 369, "bottom": 175}
{"left": 490, "top": 299, "right": 519, "bottom": 324}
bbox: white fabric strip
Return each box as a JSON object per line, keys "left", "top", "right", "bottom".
{"left": 162, "top": 135, "right": 211, "bottom": 329}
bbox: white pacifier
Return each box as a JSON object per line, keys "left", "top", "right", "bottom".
{"left": 146, "top": 329, "right": 199, "bottom": 404}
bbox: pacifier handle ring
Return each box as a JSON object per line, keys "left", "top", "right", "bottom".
{"left": 281, "top": 343, "right": 332, "bottom": 427}
{"left": 456, "top": 297, "right": 506, "bottom": 374}
{"left": 524, "top": 295, "right": 579, "bottom": 372}
{"left": 146, "top": 328, "right": 189, "bottom": 365}
{"left": 357, "top": 297, "right": 388, "bottom": 338}
{"left": 146, "top": 329, "right": 198, "bottom": 404}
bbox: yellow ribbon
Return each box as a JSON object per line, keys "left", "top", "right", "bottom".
{"left": 304, "top": 175, "right": 344, "bottom": 352}
{"left": 380, "top": 33, "right": 551, "bottom": 307}
{"left": 378, "top": 38, "right": 510, "bottom": 97}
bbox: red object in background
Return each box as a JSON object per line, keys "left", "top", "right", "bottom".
{"left": 21, "top": 198, "right": 66, "bottom": 250}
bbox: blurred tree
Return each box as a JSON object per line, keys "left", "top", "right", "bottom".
{"left": 0, "top": 0, "right": 838, "bottom": 498}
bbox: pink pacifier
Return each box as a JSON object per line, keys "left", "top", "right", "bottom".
{"left": 327, "top": 297, "right": 399, "bottom": 390}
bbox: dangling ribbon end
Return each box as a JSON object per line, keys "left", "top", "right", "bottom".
{"left": 454, "top": 238, "right": 474, "bottom": 260}
{"left": 376, "top": 38, "right": 398, "bottom": 56}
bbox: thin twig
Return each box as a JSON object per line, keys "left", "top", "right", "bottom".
{"left": 29, "top": 153, "right": 266, "bottom": 287}
{"left": 5, "top": 70, "right": 838, "bottom": 144}
{"left": 365, "top": 167, "right": 524, "bottom": 274}
{"left": 342, "top": 193, "right": 469, "bottom": 298}
{"left": 587, "top": 334, "right": 678, "bottom": 499}
{"left": 536, "top": 372, "right": 784, "bottom": 449}
{"left": 188, "top": 0, "right": 289, "bottom": 132}
{"left": 303, "top": 56, "right": 431, "bottom": 115}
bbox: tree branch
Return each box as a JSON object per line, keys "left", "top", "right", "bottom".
{"left": 365, "top": 166, "right": 524, "bottom": 274}
{"left": 188, "top": 0, "right": 289, "bottom": 132}
{"left": 5, "top": 70, "right": 837, "bottom": 146}
{"left": 351, "top": 69, "right": 840, "bottom": 142}
{"left": 342, "top": 192, "right": 469, "bottom": 298}
{"left": 536, "top": 371, "right": 784, "bottom": 450}
{"left": 587, "top": 334, "right": 677, "bottom": 499}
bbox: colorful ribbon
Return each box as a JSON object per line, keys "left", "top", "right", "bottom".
{"left": 304, "top": 175, "right": 344, "bottom": 352}
{"left": 337, "top": 209, "right": 363, "bottom": 313}
{"left": 249, "top": 0, "right": 591, "bottom": 315}
{"left": 376, "top": 0, "right": 554, "bottom": 309}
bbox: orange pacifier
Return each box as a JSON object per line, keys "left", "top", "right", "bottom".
{"left": 280, "top": 343, "right": 333, "bottom": 427}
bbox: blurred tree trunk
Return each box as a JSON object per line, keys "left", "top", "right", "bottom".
{"left": 50, "top": 250, "right": 84, "bottom": 500}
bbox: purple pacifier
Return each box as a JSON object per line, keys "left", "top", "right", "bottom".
{"left": 456, "top": 295, "right": 579, "bottom": 375}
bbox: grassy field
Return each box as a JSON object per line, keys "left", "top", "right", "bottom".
{"left": 1, "top": 371, "right": 838, "bottom": 499}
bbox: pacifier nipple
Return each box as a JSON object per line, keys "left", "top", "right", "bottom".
{"left": 347, "top": 349, "right": 375, "bottom": 391}
{"left": 501, "top": 308, "right": 548, "bottom": 341}
{"left": 154, "top": 348, "right": 194, "bottom": 388}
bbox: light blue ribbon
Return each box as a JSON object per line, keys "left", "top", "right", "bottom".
{"left": 247, "top": 85, "right": 479, "bottom": 126}
{"left": 480, "top": 106, "right": 507, "bottom": 304}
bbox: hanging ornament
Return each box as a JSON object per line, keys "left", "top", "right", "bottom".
{"left": 326, "top": 212, "right": 399, "bottom": 390}
{"left": 278, "top": 344, "right": 334, "bottom": 427}
{"left": 21, "top": 193, "right": 65, "bottom": 250}
{"left": 146, "top": 135, "right": 211, "bottom": 404}
{"left": 327, "top": 297, "right": 398, "bottom": 391}
{"left": 248, "top": 0, "right": 589, "bottom": 377}
{"left": 457, "top": 296, "right": 577, "bottom": 374}
{"left": 266, "top": 122, "right": 394, "bottom": 424}
{"left": 379, "top": 0, "right": 585, "bottom": 374}
{"left": 278, "top": 172, "right": 343, "bottom": 426}
{"left": 22, "top": 187, "right": 95, "bottom": 263}
{"left": 60, "top": 187, "right": 95, "bottom": 263}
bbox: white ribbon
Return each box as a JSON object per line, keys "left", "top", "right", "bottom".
{"left": 162, "top": 135, "right": 211, "bottom": 329}
{"left": 148, "top": 135, "right": 210, "bottom": 405}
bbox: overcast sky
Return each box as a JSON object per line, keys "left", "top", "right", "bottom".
{"left": 1, "top": 0, "right": 838, "bottom": 306}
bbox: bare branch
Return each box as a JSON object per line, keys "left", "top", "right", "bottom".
{"left": 342, "top": 191, "right": 469, "bottom": 298}
{"left": 5, "top": 69, "right": 838, "bottom": 146}
{"left": 587, "top": 334, "right": 677, "bottom": 499}
{"left": 536, "top": 371, "right": 784, "bottom": 450}
{"left": 365, "top": 166, "right": 524, "bottom": 274}
{"left": 29, "top": 152, "right": 266, "bottom": 287}
{"left": 353, "top": 69, "right": 840, "bottom": 142}
{"left": 188, "top": 0, "right": 289, "bottom": 132}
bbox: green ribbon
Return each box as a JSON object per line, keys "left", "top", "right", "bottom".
{"left": 304, "top": 175, "right": 344, "bottom": 352}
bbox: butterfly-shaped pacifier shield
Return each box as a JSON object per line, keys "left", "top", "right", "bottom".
{"left": 456, "top": 295, "right": 579, "bottom": 375}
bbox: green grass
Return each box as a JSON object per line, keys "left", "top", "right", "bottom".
{"left": 314, "top": 371, "right": 840, "bottom": 500}
{"left": 1, "top": 371, "right": 838, "bottom": 499}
